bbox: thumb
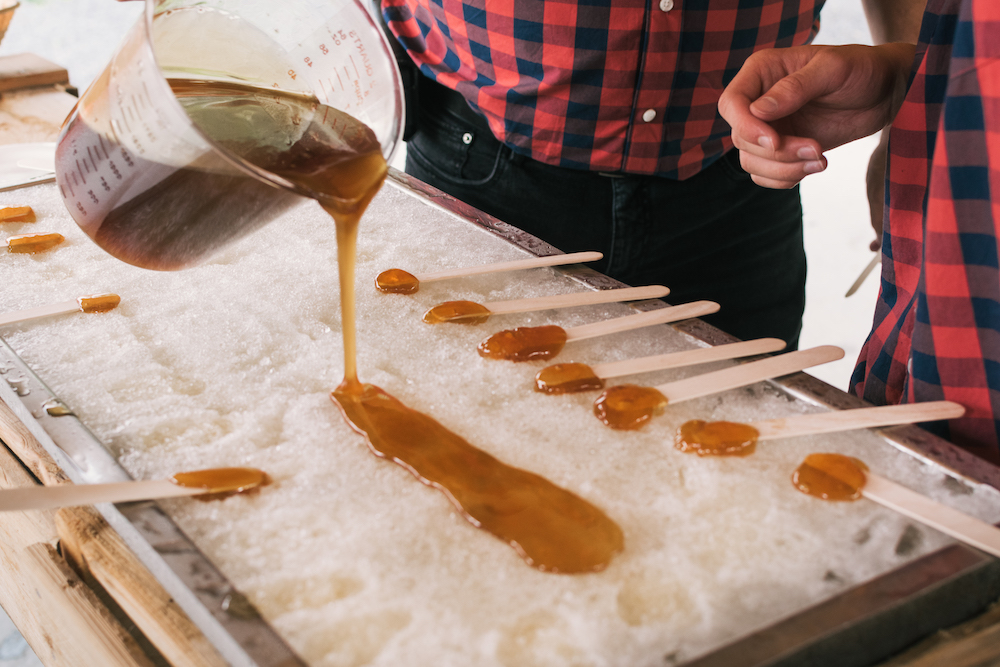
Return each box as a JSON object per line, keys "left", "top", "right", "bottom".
{"left": 749, "top": 57, "right": 839, "bottom": 121}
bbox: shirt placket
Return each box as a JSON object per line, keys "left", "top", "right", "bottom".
{"left": 622, "top": 0, "right": 681, "bottom": 173}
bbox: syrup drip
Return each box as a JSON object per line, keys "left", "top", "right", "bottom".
{"left": 792, "top": 453, "right": 868, "bottom": 501}
{"left": 0, "top": 206, "right": 36, "bottom": 223}
{"left": 593, "top": 385, "right": 668, "bottom": 430}
{"left": 332, "top": 383, "right": 624, "bottom": 573}
{"left": 375, "top": 268, "right": 419, "bottom": 294}
{"left": 534, "top": 362, "right": 605, "bottom": 394}
{"left": 478, "top": 325, "right": 568, "bottom": 362}
{"left": 171, "top": 467, "right": 271, "bottom": 499}
{"left": 674, "top": 420, "right": 760, "bottom": 457}
{"left": 78, "top": 294, "right": 121, "bottom": 313}
{"left": 423, "top": 300, "right": 492, "bottom": 324}
{"left": 6, "top": 233, "right": 64, "bottom": 254}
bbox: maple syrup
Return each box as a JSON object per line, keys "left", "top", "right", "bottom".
{"left": 5, "top": 233, "right": 64, "bottom": 254}
{"left": 478, "top": 325, "right": 568, "bottom": 362}
{"left": 0, "top": 206, "right": 35, "bottom": 223}
{"left": 423, "top": 300, "right": 492, "bottom": 324}
{"left": 479, "top": 325, "right": 566, "bottom": 361}
{"left": 674, "top": 420, "right": 759, "bottom": 457}
{"left": 78, "top": 294, "right": 121, "bottom": 313}
{"left": 792, "top": 453, "right": 868, "bottom": 501}
{"left": 534, "top": 362, "right": 605, "bottom": 394}
{"left": 332, "top": 383, "right": 623, "bottom": 573}
{"left": 317, "top": 127, "right": 622, "bottom": 571}
{"left": 171, "top": 466, "right": 271, "bottom": 499}
{"left": 376, "top": 268, "right": 419, "bottom": 294}
{"left": 331, "top": 198, "right": 623, "bottom": 571}
{"left": 593, "top": 385, "right": 668, "bottom": 430}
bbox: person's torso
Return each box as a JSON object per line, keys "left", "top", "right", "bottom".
{"left": 382, "top": 0, "right": 823, "bottom": 178}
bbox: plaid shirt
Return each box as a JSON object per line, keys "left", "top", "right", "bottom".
{"left": 382, "top": 0, "right": 823, "bottom": 179}
{"left": 851, "top": 0, "right": 1000, "bottom": 463}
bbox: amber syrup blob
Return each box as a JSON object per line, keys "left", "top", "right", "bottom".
{"left": 0, "top": 206, "right": 36, "bottom": 223}
{"left": 423, "top": 300, "right": 492, "bottom": 324}
{"left": 375, "top": 268, "right": 419, "bottom": 294}
{"left": 792, "top": 453, "right": 868, "bottom": 501}
{"left": 674, "top": 420, "right": 760, "bottom": 457}
{"left": 534, "top": 362, "right": 605, "bottom": 394}
{"left": 78, "top": 294, "right": 121, "bottom": 313}
{"left": 332, "top": 383, "right": 624, "bottom": 573}
{"left": 478, "top": 325, "right": 568, "bottom": 362}
{"left": 172, "top": 467, "right": 271, "bottom": 500}
{"left": 593, "top": 385, "right": 668, "bottom": 430}
{"left": 6, "top": 232, "right": 64, "bottom": 254}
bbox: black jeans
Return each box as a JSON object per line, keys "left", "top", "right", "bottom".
{"left": 405, "top": 82, "right": 807, "bottom": 348}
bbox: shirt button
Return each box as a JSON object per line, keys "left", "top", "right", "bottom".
{"left": 659, "top": 0, "right": 674, "bottom": 12}
{"left": 642, "top": 109, "right": 657, "bottom": 123}
{"left": 462, "top": 132, "right": 474, "bottom": 145}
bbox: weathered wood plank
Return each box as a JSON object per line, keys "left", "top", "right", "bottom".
{"left": 0, "top": 441, "right": 150, "bottom": 667}
{"left": 878, "top": 601, "right": 1000, "bottom": 667}
{"left": 0, "top": 393, "right": 70, "bottom": 487}
{"left": 56, "top": 505, "right": 228, "bottom": 667}
{"left": 0, "top": 53, "right": 69, "bottom": 93}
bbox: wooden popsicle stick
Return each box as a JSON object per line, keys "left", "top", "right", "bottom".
{"left": 0, "top": 299, "right": 81, "bottom": 326}
{"left": 563, "top": 300, "right": 719, "bottom": 343}
{"left": 753, "top": 401, "right": 965, "bottom": 440}
{"left": 486, "top": 285, "right": 669, "bottom": 315}
{"left": 590, "top": 337, "right": 786, "bottom": 379}
{"left": 846, "top": 252, "right": 881, "bottom": 297}
{"left": 658, "top": 345, "right": 844, "bottom": 404}
{"left": 416, "top": 251, "right": 603, "bottom": 282}
{"left": 0, "top": 294, "right": 120, "bottom": 326}
{"left": 0, "top": 467, "right": 268, "bottom": 512}
{"left": 0, "top": 479, "right": 203, "bottom": 512}
{"left": 863, "top": 472, "right": 1000, "bottom": 559}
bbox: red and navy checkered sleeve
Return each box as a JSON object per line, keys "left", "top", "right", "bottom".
{"left": 852, "top": 0, "right": 1000, "bottom": 463}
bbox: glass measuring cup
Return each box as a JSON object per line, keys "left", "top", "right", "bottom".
{"left": 54, "top": 0, "right": 404, "bottom": 270}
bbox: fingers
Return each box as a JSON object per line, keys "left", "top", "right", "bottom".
{"left": 719, "top": 48, "right": 831, "bottom": 188}
{"left": 729, "top": 123, "right": 826, "bottom": 188}
{"left": 719, "top": 47, "right": 823, "bottom": 153}
{"left": 739, "top": 149, "right": 828, "bottom": 189}
{"left": 718, "top": 56, "right": 782, "bottom": 156}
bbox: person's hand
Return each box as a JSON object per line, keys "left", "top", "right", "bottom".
{"left": 718, "top": 43, "right": 915, "bottom": 189}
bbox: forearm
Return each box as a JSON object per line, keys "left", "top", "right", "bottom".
{"left": 859, "top": 0, "right": 923, "bottom": 247}
{"left": 862, "top": 0, "right": 927, "bottom": 45}
{"left": 876, "top": 42, "right": 919, "bottom": 129}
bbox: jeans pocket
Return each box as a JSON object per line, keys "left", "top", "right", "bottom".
{"left": 406, "top": 110, "right": 507, "bottom": 187}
